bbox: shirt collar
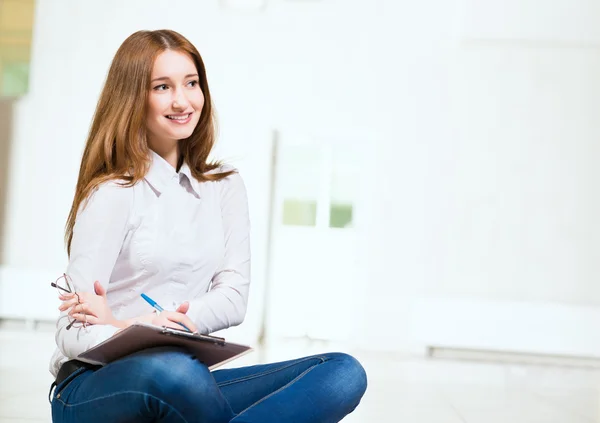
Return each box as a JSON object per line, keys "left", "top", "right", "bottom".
{"left": 178, "top": 161, "right": 201, "bottom": 198}
{"left": 144, "top": 151, "right": 200, "bottom": 198}
{"left": 178, "top": 161, "right": 194, "bottom": 184}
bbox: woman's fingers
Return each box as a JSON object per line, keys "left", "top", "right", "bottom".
{"left": 58, "top": 287, "right": 99, "bottom": 302}
{"left": 162, "top": 311, "right": 198, "bottom": 333}
{"left": 67, "top": 303, "right": 99, "bottom": 318}
{"left": 57, "top": 287, "right": 117, "bottom": 328}
{"left": 71, "top": 313, "right": 99, "bottom": 325}
{"left": 176, "top": 301, "right": 189, "bottom": 314}
{"left": 93, "top": 280, "right": 107, "bottom": 297}
{"left": 162, "top": 320, "right": 184, "bottom": 330}
{"left": 59, "top": 293, "right": 75, "bottom": 301}
{"left": 151, "top": 312, "right": 197, "bottom": 333}
{"left": 67, "top": 303, "right": 85, "bottom": 316}
{"left": 60, "top": 292, "right": 89, "bottom": 304}
{"left": 59, "top": 297, "right": 79, "bottom": 312}
{"left": 63, "top": 293, "right": 105, "bottom": 316}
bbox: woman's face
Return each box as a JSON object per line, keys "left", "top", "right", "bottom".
{"left": 146, "top": 49, "right": 204, "bottom": 149}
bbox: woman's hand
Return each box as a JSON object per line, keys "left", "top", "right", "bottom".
{"left": 61, "top": 285, "right": 198, "bottom": 333}
{"left": 59, "top": 281, "right": 121, "bottom": 327}
{"left": 120, "top": 303, "right": 196, "bottom": 330}
{"left": 150, "top": 301, "right": 198, "bottom": 333}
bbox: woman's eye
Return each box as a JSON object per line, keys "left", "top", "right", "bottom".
{"left": 154, "top": 84, "right": 168, "bottom": 91}
{"left": 188, "top": 80, "right": 199, "bottom": 87}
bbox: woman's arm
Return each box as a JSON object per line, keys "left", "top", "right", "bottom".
{"left": 186, "top": 171, "right": 251, "bottom": 334}
{"left": 55, "top": 182, "right": 133, "bottom": 359}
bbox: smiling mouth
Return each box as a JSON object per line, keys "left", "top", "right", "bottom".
{"left": 166, "top": 113, "right": 192, "bottom": 121}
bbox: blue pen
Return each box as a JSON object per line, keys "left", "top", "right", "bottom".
{"left": 141, "top": 293, "right": 193, "bottom": 333}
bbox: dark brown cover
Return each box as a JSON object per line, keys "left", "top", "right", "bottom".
{"left": 78, "top": 323, "right": 252, "bottom": 370}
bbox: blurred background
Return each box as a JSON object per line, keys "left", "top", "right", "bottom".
{"left": 2, "top": 0, "right": 600, "bottom": 422}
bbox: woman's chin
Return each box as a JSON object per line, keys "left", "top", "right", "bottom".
{"left": 166, "top": 129, "right": 194, "bottom": 141}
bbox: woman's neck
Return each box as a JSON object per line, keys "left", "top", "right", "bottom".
{"left": 149, "top": 140, "right": 179, "bottom": 169}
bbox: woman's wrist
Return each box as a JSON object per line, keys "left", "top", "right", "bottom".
{"left": 110, "top": 318, "right": 130, "bottom": 329}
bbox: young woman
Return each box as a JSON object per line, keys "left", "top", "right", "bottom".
{"left": 48, "top": 29, "right": 367, "bottom": 423}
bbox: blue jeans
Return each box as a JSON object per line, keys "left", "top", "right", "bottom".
{"left": 50, "top": 347, "right": 367, "bottom": 422}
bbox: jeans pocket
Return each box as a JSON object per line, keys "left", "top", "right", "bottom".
{"left": 52, "top": 367, "right": 87, "bottom": 402}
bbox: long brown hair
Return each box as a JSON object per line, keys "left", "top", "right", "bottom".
{"left": 65, "top": 29, "right": 233, "bottom": 255}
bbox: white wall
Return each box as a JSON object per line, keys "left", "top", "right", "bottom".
{"left": 2, "top": 0, "right": 385, "bottom": 343}
{"left": 363, "top": 0, "right": 600, "bottom": 353}
{"left": 3, "top": 0, "right": 600, "bottom": 356}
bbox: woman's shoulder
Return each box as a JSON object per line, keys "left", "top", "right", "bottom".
{"left": 85, "top": 178, "right": 138, "bottom": 208}
{"left": 205, "top": 163, "right": 238, "bottom": 175}
{"left": 93, "top": 178, "right": 138, "bottom": 193}
{"left": 203, "top": 163, "right": 247, "bottom": 199}
{"left": 205, "top": 163, "right": 244, "bottom": 185}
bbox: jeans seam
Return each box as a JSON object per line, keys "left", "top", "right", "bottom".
{"left": 216, "top": 355, "right": 327, "bottom": 388}
{"left": 54, "top": 390, "right": 189, "bottom": 423}
{"left": 230, "top": 358, "right": 325, "bottom": 420}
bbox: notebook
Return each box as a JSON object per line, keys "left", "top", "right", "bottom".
{"left": 78, "top": 323, "right": 253, "bottom": 370}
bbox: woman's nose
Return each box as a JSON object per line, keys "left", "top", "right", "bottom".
{"left": 172, "top": 91, "right": 189, "bottom": 110}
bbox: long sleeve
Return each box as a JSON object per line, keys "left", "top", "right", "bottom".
{"left": 187, "top": 171, "right": 251, "bottom": 334}
{"left": 55, "top": 182, "right": 133, "bottom": 360}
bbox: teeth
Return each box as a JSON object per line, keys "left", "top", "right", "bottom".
{"left": 167, "top": 113, "right": 191, "bottom": 120}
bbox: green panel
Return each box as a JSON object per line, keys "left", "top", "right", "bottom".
{"left": 282, "top": 199, "right": 317, "bottom": 227}
{"left": 329, "top": 203, "right": 353, "bottom": 228}
{"left": 1, "top": 61, "right": 28, "bottom": 96}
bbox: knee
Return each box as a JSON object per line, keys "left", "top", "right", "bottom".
{"left": 133, "top": 347, "right": 213, "bottom": 398}
{"left": 119, "top": 347, "right": 230, "bottom": 422}
{"left": 327, "top": 353, "right": 368, "bottom": 403}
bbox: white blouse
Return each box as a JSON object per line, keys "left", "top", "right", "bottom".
{"left": 49, "top": 151, "right": 251, "bottom": 377}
